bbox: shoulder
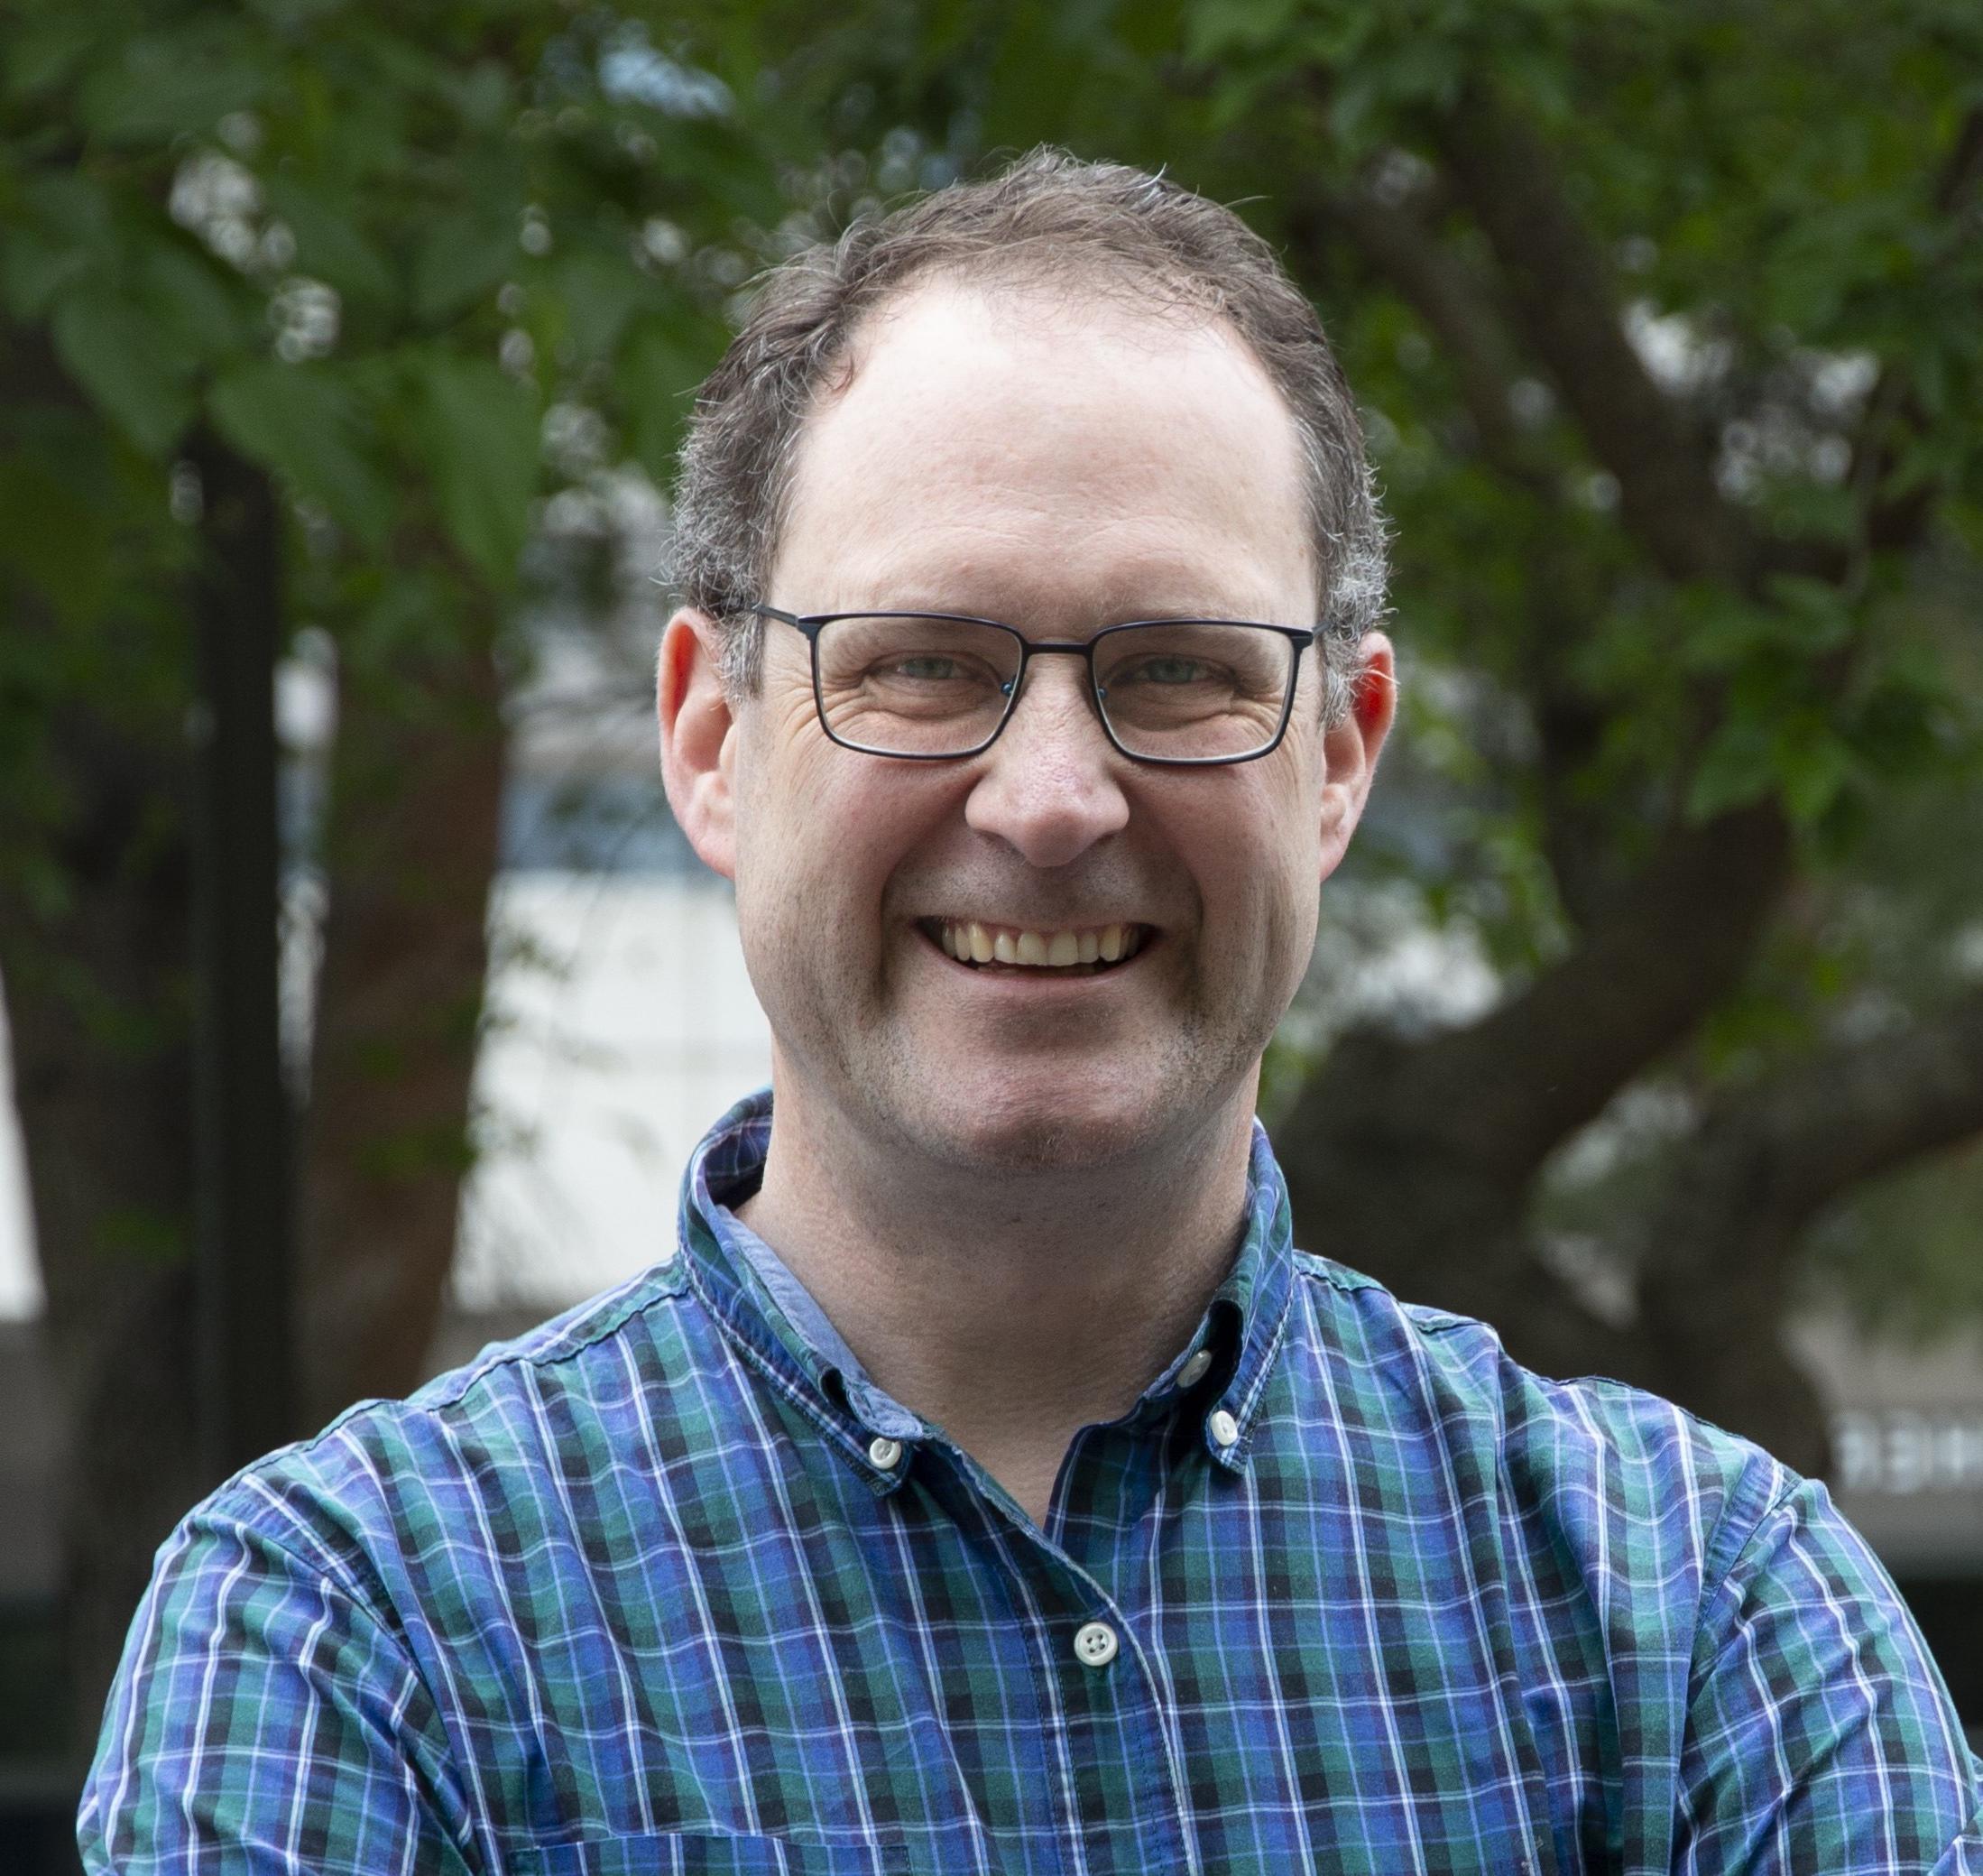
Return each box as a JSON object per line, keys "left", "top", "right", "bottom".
{"left": 1286, "top": 1247, "right": 1789, "bottom": 1595}
{"left": 1277, "top": 1251, "right": 1983, "bottom": 1846}
{"left": 192, "top": 1255, "right": 708, "bottom": 1604}
{"left": 80, "top": 1259, "right": 730, "bottom": 1867}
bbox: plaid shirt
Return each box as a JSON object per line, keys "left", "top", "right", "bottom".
{"left": 84, "top": 1092, "right": 1980, "bottom": 1873}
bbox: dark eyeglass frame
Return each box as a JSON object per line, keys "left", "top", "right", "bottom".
{"left": 750, "top": 605, "right": 1317, "bottom": 768}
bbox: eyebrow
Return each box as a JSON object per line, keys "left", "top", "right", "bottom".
{"left": 803, "top": 545, "right": 1305, "bottom": 627}
{"left": 818, "top": 587, "right": 1298, "bottom": 625}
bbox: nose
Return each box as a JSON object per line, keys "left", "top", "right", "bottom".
{"left": 964, "top": 656, "right": 1130, "bottom": 869}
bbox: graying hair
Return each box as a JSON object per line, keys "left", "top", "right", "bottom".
{"left": 670, "top": 147, "right": 1388, "bottom": 723}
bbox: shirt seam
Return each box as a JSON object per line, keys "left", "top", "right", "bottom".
{"left": 1684, "top": 1465, "right": 1818, "bottom": 1696}
{"left": 188, "top": 1485, "right": 459, "bottom": 1755}
{"left": 257, "top": 1263, "right": 697, "bottom": 1467}
{"left": 178, "top": 1266, "right": 698, "bottom": 1547}
{"left": 1289, "top": 1252, "right": 1476, "bottom": 1337}
{"left": 198, "top": 1489, "right": 484, "bottom": 1861}
{"left": 425, "top": 1262, "right": 693, "bottom": 1400}
{"left": 1287, "top": 1253, "right": 1800, "bottom": 1687}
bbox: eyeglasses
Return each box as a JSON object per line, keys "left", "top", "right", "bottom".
{"left": 751, "top": 606, "right": 1317, "bottom": 767}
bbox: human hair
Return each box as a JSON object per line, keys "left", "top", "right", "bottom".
{"left": 670, "top": 147, "right": 1388, "bottom": 723}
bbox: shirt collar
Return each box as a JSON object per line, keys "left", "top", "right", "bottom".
{"left": 677, "top": 1088, "right": 1296, "bottom": 1487}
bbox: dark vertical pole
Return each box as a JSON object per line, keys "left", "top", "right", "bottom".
{"left": 189, "top": 435, "right": 294, "bottom": 1478}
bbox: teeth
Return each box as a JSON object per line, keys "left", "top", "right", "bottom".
{"left": 933, "top": 920, "right": 1146, "bottom": 969}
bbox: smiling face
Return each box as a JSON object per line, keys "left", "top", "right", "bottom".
{"left": 663, "top": 279, "right": 1390, "bottom": 1182}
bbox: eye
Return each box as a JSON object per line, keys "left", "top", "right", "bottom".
{"left": 1123, "top": 655, "right": 1216, "bottom": 687}
{"left": 884, "top": 654, "right": 973, "bottom": 681}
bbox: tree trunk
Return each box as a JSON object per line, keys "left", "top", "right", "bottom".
{"left": 297, "top": 640, "right": 505, "bottom": 1428}
{"left": 4, "top": 704, "right": 204, "bottom": 1747}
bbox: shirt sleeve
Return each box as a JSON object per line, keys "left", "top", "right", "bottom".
{"left": 78, "top": 1502, "right": 481, "bottom": 1875}
{"left": 1676, "top": 1473, "right": 1982, "bottom": 1874}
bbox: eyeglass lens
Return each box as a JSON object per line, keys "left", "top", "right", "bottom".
{"left": 813, "top": 615, "right": 1296, "bottom": 761}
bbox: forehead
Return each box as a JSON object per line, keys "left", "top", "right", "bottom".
{"left": 770, "top": 280, "right": 1314, "bottom": 625}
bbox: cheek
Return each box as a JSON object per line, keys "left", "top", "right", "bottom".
{"left": 733, "top": 696, "right": 835, "bottom": 862}
{"left": 1204, "top": 788, "right": 1324, "bottom": 992}
{"left": 1189, "top": 770, "right": 1321, "bottom": 905}
{"left": 730, "top": 720, "right": 930, "bottom": 953}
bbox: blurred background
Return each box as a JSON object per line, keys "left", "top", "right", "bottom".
{"left": 5, "top": 0, "right": 1982, "bottom": 1863}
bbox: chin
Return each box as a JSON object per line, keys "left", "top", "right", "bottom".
{"left": 883, "top": 1067, "right": 1190, "bottom": 1178}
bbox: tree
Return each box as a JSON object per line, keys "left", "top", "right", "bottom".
{"left": 0, "top": 0, "right": 777, "bottom": 1738}
{"left": 674, "top": 0, "right": 1983, "bottom": 1474}
{"left": 11, "top": 0, "right": 1983, "bottom": 1758}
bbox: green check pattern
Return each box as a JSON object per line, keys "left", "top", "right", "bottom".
{"left": 84, "top": 1091, "right": 1981, "bottom": 1872}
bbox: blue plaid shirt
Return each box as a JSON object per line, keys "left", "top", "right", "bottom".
{"left": 84, "top": 1091, "right": 1981, "bottom": 1872}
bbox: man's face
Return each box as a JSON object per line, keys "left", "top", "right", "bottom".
{"left": 669, "top": 281, "right": 1389, "bottom": 1178}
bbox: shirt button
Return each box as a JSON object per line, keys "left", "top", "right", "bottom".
{"left": 1207, "top": 1409, "right": 1240, "bottom": 1448}
{"left": 1176, "top": 1349, "right": 1213, "bottom": 1389}
{"left": 867, "top": 1436, "right": 904, "bottom": 1471}
{"left": 1073, "top": 1621, "right": 1119, "bottom": 1668}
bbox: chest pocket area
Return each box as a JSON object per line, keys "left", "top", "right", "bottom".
{"left": 521, "top": 1834, "right": 913, "bottom": 1876}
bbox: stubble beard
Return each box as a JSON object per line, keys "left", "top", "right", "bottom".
{"left": 777, "top": 938, "right": 1273, "bottom": 1184}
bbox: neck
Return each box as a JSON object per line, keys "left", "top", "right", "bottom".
{"left": 736, "top": 1074, "right": 1259, "bottom": 1524}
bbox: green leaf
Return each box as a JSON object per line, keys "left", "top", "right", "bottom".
{"left": 1760, "top": 572, "right": 1855, "bottom": 651}
{"left": 139, "top": 245, "right": 246, "bottom": 356}
{"left": 410, "top": 355, "right": 540, "bottom": 583}
{"left": 1684, "top": 720, "right": 1775, "bottom": 821}
{"left": 448, "top": 60, "right": 514, "bottom": 131}
{"left": 1774, "top": 716, "right": 1856, "bottom": 825}
{"left": 263, "top": 175, "right": 399, "bottom": 309}
{"left": 616, "top": 316, "right": 720, "bottom": 485}
{"left": 208, "top": 360, "right": 392, "bottom": 546}
{"left": 1183, "top": 0, "right": 1302, "bottom": 63}
{"left": 411, "top": 215, "right": 516, "bottom": 325}
{"left": 23, "top": 168, "right": 115, "bottom": 248}
{"left": 78, "top": 42, "right": 266, "bottom": 143}
{"left": 0, "top": 453, "right": 115, "bottom": 621}
{"left": 51, "top": 291, "right": 195, "bottom": 457}
{"left": 3, "top": 16, "right": 97, "bottom": 101}
{"left": 5, "top": 173, "right": 115, "bottom": 318}
{"left": 551, "top": 250, "right": 646, "bottom": 364}
{"left": 0, "top": 229, "right": 93, "bottom": 320}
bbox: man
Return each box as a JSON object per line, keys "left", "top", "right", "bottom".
{"left": 84, "top": 152, "right": 1978, "bottom": 1874}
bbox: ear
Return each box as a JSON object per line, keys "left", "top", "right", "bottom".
{"left": 657, "top": 608, "right": 740, "bottom": 881}
{"left": 1316, "top": 631, "right": 1396, "bottom": 880}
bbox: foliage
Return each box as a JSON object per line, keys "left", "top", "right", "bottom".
{"left": 2, "top": 0, "right": 784, "bottom": 632}
{"left": 0, "top": 0, "right": 802, "bottom": 1736}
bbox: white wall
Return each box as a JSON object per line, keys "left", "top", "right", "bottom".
{"left": 0, "top": 872, "right": 771, "bottom": 1323}
{"left": 0, "top": 980, "right": 43, "bottom": 1318}
{"left": 454, "top": 872, "right": 771, "bottom": 1309}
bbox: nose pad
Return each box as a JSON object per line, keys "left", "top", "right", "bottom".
{"left": 966, "top": 655, "right": 1130, "bottom": 867}
{"left": 996, "top": 656, "right": 1112, "bottom": 756}
{"left": 1001, "top": 652, "right": 1109, "bottom": 744}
